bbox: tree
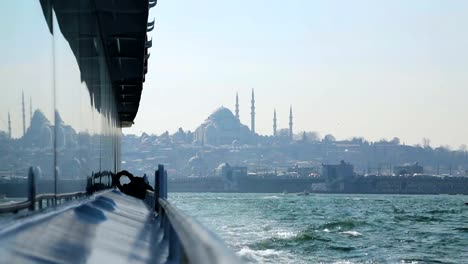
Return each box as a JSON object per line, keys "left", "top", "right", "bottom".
{"left": 458, "top": 144, "right": 467, "bottom": 152}
{"left": 422, "top": 138, "right": 431, "bottom": 149}
{"left": 435, "top": 145, "right": 450, "bottom": 153}
{"left": 302, "top": 131, "right": 320, "bottom": 142}
{"left": 323, "top": 134, "right": 336, "bottom": 143}
{"left": 391, "top": 137, "right": 400, "bottom": 145}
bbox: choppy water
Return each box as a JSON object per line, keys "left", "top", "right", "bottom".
{"left": 170, "top": 193, "right": 468, "bottom": 264}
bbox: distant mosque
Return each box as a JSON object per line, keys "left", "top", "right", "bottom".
{"left": 194, "top": 89, "right": 294, "bottom": 145}
{"left": 194, "top": 106, "right": 254, "bottom": 145}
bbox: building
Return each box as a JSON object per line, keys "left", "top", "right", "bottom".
{"left": 322, "top": 161, "right": 355, "bottom": 181}
{"left": 194, "top": 107, "right": 255, "bottom": 145}
{"left": 394, "top": 162, "right": 424, "bottom": 176}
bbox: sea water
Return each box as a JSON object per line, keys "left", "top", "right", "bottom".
{"left": 170, "top": 193, "right": 468, "bottom": 264}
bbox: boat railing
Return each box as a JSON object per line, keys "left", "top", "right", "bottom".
{"left": 1, "top": 164, "right": 241, "bottom": 262}
{"left": 0, "top": 167, "right": 108, "bottom": 214}
{"left": 144, "top": 164, "right": 241, "bottom": 264}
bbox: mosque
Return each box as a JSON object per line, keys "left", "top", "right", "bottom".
{"left": 194, "top": 89, "right": 294, "bottom": 145}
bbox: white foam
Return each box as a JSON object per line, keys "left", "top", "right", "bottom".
{"left": 237, "top": 246, "right": 282, "bottom": 263}
{"left": 262, "top": 195, "right": 281, "bottom": 199}
{"left": 323, "top": 228, "right": 331, "bottom": 233}
{"left": 275, "top": 231, "right": 297, "bottom": 239}
{"left": 331, "top": 260, "right": 359, "bottom": 264}
{"left": 339, "top": 230, "right": 362, "bottom": 237}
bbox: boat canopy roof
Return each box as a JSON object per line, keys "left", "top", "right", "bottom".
{"left": 43, "top": 0, "right": 154, "bottom": 127}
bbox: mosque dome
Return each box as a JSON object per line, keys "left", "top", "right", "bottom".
{"left": 215, "top": 163, "right": 232, "bottom": 177}
{"left": 216, "top": 162, "right": 231, "bottom": 171}
{"left": 231, "top": 139, "right": 240, "bottom": 148}
{"left": 30, "top": 110, "right": 51, "bottom": 130}
{"left": 207, "top": 107, "right": 236, "bottom": 122}
{"left": 188, "top": 154, "right": 207, "bottom": 176}
{"left": 22, "top": 110, "right": 53, "bottom": 148}
{"left": 194, "top": 107, "right": 254, "bottom": 145}
{"left": 188, "top": 155, "right": 202, "bottom": 165}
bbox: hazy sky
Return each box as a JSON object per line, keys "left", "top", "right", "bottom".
{"left": 125, "top": 0, "right": 468, "bottom": 148}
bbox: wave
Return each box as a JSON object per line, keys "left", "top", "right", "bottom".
{"left": 274, "top": 231, "right": 297, "bottom": 239}
{"left": 250, "top": 220, "right": 367, "bottom": 249}
{"left": 261, "top": 196, "right": 281, "bottom": 199}
{"left": 250, "top": 227, "right": 330, "bottom": 251}
{"left": 454, "top": 227, "right": 468, "bottom": 232}
{"left": 426, "top": 209, "right": 461, "bottom": 214}
{"left": 328, "top": 245, "right": 356, "bottom": 252}
{"left": 392, "top": 206, "right": 406, "bottom": 214}
{"left": 394, "top": 214, "right": 440, "bottom": 223}
{"left": 339, "top": 230, "right": 362, "bottom": 237}
{"left": 237, "top": 246, "right": 286, "bottom": 263}
{"left": 320, "top": 219, "right": 366, "bottom": 230}
{"left": 401, "top": 257, "right": 446, "bottom": 264}
{"left": 331, "top": 260, "right": 360, "bottom": 264}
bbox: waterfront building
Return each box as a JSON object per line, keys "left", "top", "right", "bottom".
{"left": 394, "top": 162, "right": 424, "bottom": 176}
{"left": 322, "top": 161, "right": 355, "bottom": 181}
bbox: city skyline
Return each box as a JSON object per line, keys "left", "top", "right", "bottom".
{"left": 1, "top": 1, "right": 467, "bottom": 148}
{"left": 1, "top": 88, "right": 466, "bottom": 150}
{"left": 123, "top": 0, "right": 468, "bottom": 148}
{"left": 124, "top": 89, "right": 465, "bottom": 149}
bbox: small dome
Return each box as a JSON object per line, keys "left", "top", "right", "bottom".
{"left": 188, "top": 155, "right": 202, "bottom": 164}
{"left": 216, "top": 163, "right": 231, "bottom": 171}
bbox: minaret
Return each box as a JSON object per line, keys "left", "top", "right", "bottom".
{"left": 22, "top": 90, "right": 26, "bottom": 136}
{"left": 289, "top": 105, "right": 293, "bottom": 140}
{"left": 273, "top": 108, "right": 277, "bottom": 136}
{"left": 235, "top": 92, "right": 239, "bottom": 120}
{"left": 29, "top": 96, "right": 32, "bottom": 124}
{"left": 250, "top": 88, "right": 255, "bottom": 133}
{"left": 8, "top": 112, "right": 11, "bottom": 139}
{"left": 201, "top": 126, "right": 205, "bottom": 146}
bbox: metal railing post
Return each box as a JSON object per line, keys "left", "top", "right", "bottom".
{"left": 54, "top": 166, "right": 59, "bottom": 206}
{"left": 163, "top": 169, "right": 168, "bottom": 199}
{"left": 28, "top": 167, "right": 36, "bottom": 211}
{"left": 155, "top": 166, "right": 162, "bottom": 212}
{"left": 158, "top": 165, "right": 166, "bottom": 230}
{"left": 159, "top": 164, "right": 166, "bottom": 200}
{"left": 168, "top": 224, "right": 181, "bottom": 262}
